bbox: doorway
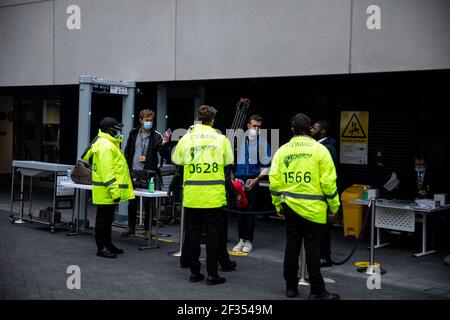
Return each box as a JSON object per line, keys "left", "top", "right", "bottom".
{"left": 90, "top": 93, "right": 123, "bottom": 141}
{"left": 0, "top": 96, "right": 14, "bottom": 175}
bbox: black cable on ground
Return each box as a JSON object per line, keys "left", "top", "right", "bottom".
{"left": 330, "top": 205, "right": 371, "bottom": 265}
{"left": 224, "top": 204, "right": 371, "bottom": 267}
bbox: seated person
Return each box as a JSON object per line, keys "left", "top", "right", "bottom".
{"left": 398, "top": 154, "right": 433, "bottom": 200}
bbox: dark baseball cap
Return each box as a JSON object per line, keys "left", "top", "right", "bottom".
{"left": 99, "top": 117, "right": 124, "bottom": 131}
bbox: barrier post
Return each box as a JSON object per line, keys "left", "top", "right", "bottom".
{"left": 168, "top": 192, "right": 184, "bottom": 257}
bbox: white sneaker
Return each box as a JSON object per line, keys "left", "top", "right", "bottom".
{"left": 232, "top": 239, "right": 245, "bottom": 252}
{"left": 242, "top": 241, "right": 253, "bottom": 253}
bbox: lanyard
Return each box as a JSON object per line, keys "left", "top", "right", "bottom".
{"left": 140, "top": 130, "right": 149, "bottom": 156}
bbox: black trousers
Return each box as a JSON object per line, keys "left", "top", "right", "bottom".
{"left": 283, "top": 204, "right": 326, "bottom": 295}
{"left": 184, "top": 207, "right": 222, "bottom": 275}
{"left": 217, "top": 210, "right": 233, "bottom": 266}
{"left": 320, "top": 222, "right": 332, "bottom": 261}
{"left": 237, "top": 184, "right": 258, "bottom": 241}
{"left": 95, "top": 204, "right": 117, "bottom": 251}
{"left": 180, "top": 209, "right": 232, "bottom": 268}
{"left": 127, "top": 198, "right": 153, "bottom": 231}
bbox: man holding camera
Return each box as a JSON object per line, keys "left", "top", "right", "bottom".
{"left": 121, "top": 109, "right": 171, "bottom": 237}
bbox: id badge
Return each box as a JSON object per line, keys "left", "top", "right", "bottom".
{"left": 138, "top": 155, "right": 146, "bottom": 162}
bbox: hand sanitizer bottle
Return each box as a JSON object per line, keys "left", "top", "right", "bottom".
{"left": 148, "top": 177, "right": 154, "bottom": 193}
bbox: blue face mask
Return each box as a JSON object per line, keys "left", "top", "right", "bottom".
{"left": 143, "top": 121, "right": 153, "bottom": 131}
{"left": 415, "top": 167, "right": 426, "bottom": 174}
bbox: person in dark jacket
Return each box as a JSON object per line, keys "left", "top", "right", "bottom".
{"left": 311, "top": 121, "right": 337, "bottom": 166}
{"left": 311, "top": 120, "right": 339, "bottom": 268}
{"left": 121, "top": 109, "right": 171, "bottom": 237}
{"left": 403, "top": 154, "right": 433, "bottom": 200}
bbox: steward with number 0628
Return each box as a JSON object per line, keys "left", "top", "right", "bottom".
{"left": 171, "top": 105, "right": 234, "bottom": 285}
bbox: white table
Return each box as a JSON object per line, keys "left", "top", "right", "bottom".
{"left": 60, "top": 181, "right": 170, "bottom": 248}
{"left": 351, "top": 198, "right": 450, "bottom": 257}
{"left": 9, "top": 161, "right": 74, "bottom": 233}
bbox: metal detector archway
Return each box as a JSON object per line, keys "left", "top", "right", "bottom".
{"left": 77, "top": 75, "right": 136, "bottom": 157}
{"left": 75, "top": 75, "right": 136, "bottom": 229}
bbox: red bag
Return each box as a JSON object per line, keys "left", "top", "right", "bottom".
{"left": 233, "top": 180, "right": 248, "bottom": 209}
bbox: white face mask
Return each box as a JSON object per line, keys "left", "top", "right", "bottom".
{"left": 248, "top": 129, "right": 258, "bottom": 137}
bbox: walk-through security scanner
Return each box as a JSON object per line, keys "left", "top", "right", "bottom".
{"left": 77, "top": 75, "right": 136, "bottom": 225}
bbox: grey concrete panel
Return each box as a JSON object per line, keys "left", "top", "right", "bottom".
{"left": 54, "top": 0, "right": 176, "bottom": 84}
{"left": 0, "top": 0, "right": 47, "bottom": 8}
{"left": 0, "top": 1, "right": 53, "bottom": 86}
{"left": 351, "top": 0, "right": 450, "bottom": 73}
{"left": 176, "top": 0, "right": 352, "bottom": 80}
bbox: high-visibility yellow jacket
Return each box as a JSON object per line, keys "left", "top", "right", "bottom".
{"left": 269, "top": 135, "right": 340, "bottom": 224}
{"left": 171, "top": 124, "right": 234, "bottom": 208}
{"left": 82, "top": 130, "right": 135, "bottom": 205}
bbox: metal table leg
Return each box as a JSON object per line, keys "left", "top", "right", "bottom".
{"left": 9, "top": 168, "right": 16, "bottom": 223}
{"left": 28, "top": 177, "right": 33, "bottom": 219}
{"left": 67, "top": 188, "right": 82, "bottom": 236}
{"left": 414, "top": 213, "right": 436, "bottom": 257}
{"left": 49, "top": 172, "right": 58, "bottom": 233}
{"left": 139, "top": 197, "right": 160, "bottom": 250}
{"left": 374, "top": 227, "right": 390, "bottom": 249}
{"left": 15, "top": 174, "right": 26, "bottom": 224}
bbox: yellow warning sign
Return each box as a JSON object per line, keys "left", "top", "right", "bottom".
{"left": 340, "top": 111, "right": 369, "bottom": 165}
{"left": 341, "top": 113, "right": 367, "bottom": 138}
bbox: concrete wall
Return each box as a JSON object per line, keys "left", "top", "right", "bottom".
{"left": 351, "top": 0, "right": 450, "bottom": 73}
{"left": 0, "top": 0, "right": 53, "bottom": 86}
{"left": 54, "top": 0, "right": 176, "bottom": 84}
{"left": 0, "top": 0, "right": 449, "bottom": 86}
{"left": 176, "top": 0, "right": 351, "bottom": 80}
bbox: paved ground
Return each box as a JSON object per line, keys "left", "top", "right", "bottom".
{"left": 1, "top": 180, "right": 450, "bottom": 300}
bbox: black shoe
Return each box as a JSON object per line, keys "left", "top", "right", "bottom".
{"left": 309, "top": 291, "right": 341, "bottom": 300}
{"left": 96, "top": 248, "right": 117, "bottom": 259}
{"left": 221, "top": 261, "right": 237, "bottom": 272}
{"left": 320, "top": 258, "right": 333, "bottom": 268}
{"left": 286, "top": 288, "right": 299, "bottom": 298}
{"left": 109, "top": 244, "right": 124, "bottom": 254}
{"left": 189, "top": 273, "right": 205, "bottom": 282}
{"left": 207, "top": 274, "right": 226, "bottom": 285}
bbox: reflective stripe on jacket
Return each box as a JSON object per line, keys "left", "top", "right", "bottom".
{"left": 171, "top": 124, "right": 234, "bottom": 208}
{"left": 269, "top": 135, "right": 340, "bottom": 224}
{"left": 82, "top": 130, "right": 135, "bottom": 205}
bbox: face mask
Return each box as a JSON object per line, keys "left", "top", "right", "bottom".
{"left": 143, "top": 121, "right": 153, "bottom": 131}
{"left": 111, "top": 128, "right": 122, "bottom": 139}
{"left": 249, "top": 129, "right": 258, "bottom": 137}
{"left": 415, "top": 167, "right": 426, "bottom": 174}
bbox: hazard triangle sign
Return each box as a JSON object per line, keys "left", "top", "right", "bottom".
{"left": 341, "top": 113, "right": 367, "bottom": 138}
{"left": 339, "top": 111, "right": 369, "bottom": 165}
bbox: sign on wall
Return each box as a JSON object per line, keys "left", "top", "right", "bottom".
{"left": 340, "top": 111, "right": 369, "bottom": 165}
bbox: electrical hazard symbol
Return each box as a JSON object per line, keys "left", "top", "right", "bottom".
{"left": 341, "top": 113, "right": 367, "bottom": 138}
